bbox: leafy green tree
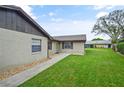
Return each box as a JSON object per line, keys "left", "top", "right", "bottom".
{"left": 121, "top": 32, "right": 124, "bottom": 39}
{"left": 92, "top": 38, "right": 104, "bottom": 41}
{"left": 92, "top": 10, "right": 124, "bottom": 51}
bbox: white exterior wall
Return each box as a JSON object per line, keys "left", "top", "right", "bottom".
{"left": 0, "top": 28, "right": 48, "bottom": 69}
{"left": 60, "top": 42, "right": 85, "bottom": 55}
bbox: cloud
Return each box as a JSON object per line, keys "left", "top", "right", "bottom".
{"left": 96, "top": 11, "right": 108, "bottom": 18}
{"left": 41, "top": 20, "right": 97, "bottom": 40}
{"left": 41, "top": 20, "right": 110, "bottom": 40}
{"left": 48, "top": 12, "right": 56, "bottom": 17}
{"left": 18, "top": 5, "right": 37, "bottom": 20}
{"left": 106, "top": 6, "right": 114, "bottom": 9}
{"left": 51, "top": 18, "right": 63, "bottom": 22}
{"left": 41, "top": 14, "right": 46, "bottom": 17}
{"left": 93, "top": 5, "right": 114, "bottom": 10}
{"left": 72, "top": 21, "right": 78, "bottom": 24}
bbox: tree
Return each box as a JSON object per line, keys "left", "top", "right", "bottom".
{"left": 92, "top": 38, "right": 104, "bottom": 41}
{"left": 92, "top": 10, "right": 124, "bottom": 51}
{"left": 121, "top": 32, "right": 124, "bottom": 39}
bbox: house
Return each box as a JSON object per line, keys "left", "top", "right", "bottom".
{"left": 48, "top": 35, "right": 86, "bottom": 55}
{"left": 0, "top": 5, "right": 52, "bottom": 69}
{"left": 0, "top": 5, "right": 86, "bottom": 70}
{"left": 85, "top": 40, "right": 111, "bottom": 48}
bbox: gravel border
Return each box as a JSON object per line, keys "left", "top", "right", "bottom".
{"left": 0, "top": 58, "right": 48, "bottom": 80}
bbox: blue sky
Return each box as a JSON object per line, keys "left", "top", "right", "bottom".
{"left": 20, "top": 5, "right": 124, "bottom": 40}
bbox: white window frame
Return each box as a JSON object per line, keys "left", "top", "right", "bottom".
{"left": 32, "top": 38, "right": 41, "bottom": 53}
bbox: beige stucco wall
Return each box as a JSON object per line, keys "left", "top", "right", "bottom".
{"left": 0, "top": 28, "right": 48, "bottom": 70}
{"left": 60, "top": 41, "right": 85, "bottom": 55}
{"left": 95, "top": 44, "right": 109, "bottom": 48}
{"left": 49, "top": 41, "right": 60, "bottom": 55}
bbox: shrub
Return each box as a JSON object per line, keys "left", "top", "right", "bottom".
{"left": 118, "top": 38, "right": 124, "bottom": 43}
{"left": 117, "top": 42, "right": 124, "bottom": 54}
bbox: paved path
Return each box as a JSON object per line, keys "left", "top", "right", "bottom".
{"left": 0, "top": 53, "right": 70, "bottom": 87}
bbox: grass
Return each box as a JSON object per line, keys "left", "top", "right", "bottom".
{"left": 19, "top": 48, "right": 124, "bottom": 87}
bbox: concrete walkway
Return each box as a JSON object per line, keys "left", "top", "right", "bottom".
{"left": 0, "top": 53, "right": 70, "bottom": 87}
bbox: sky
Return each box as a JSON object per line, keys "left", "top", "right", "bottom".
{"left": 19, "top": 5, "right": 124, "bottom": 40}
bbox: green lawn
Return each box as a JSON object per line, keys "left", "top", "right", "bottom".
{"left": 19, "top": 48, "right": 124, "bottom": 87}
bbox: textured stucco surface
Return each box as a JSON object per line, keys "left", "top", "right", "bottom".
{"left": 60, "top": 42, "right": 85, "bottom": 55}
{"left": 0, "top": 28, "right": 48, "bottom": 70}
{"left": 0, "top": 53, "right": 70, "bottom": 87}
{"left": 49, "top": 41, "right": 85, "bottom": 55}
{"left": 49, "top": 41, "right": 60, "bottom": 55}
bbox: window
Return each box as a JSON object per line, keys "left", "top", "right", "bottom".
{"left": 48, "top": 41, "right": 52, "bottom": 50}
{"left": 32, "top": 39, "right": 41, "bottom": 52}
{"left": 62, "top": 42, "right": 73, "bottom": 49}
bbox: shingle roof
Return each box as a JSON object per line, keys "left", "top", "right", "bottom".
{"left": 53, "top": 34, "right": 86, "bottom": 42}
{"left": 0, "top": 5, "right": 52, "bottom": 39}
{"left": 85, "top": 40, "right": 111, "bottom": 44}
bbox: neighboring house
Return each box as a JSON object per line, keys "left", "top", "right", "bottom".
{"left": 0, "top": 5, "right": 86, "bottom": 70}
{"left": 85, "top": 40, "right": 111, "bottom": 48}
{"left": 48, "top": 35, "right": 86, "bottom": 55}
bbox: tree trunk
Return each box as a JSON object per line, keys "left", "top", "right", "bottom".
{"left": 112, "top": 43, "right": 117, "bottom": 51}
{"left": 121, "top": 32, "right": 124, "bottom": 38}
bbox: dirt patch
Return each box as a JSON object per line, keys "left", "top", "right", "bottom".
{"left": 0, "top": 53, "right": 60, "bottom": 80}
{"left": 0, "top": 58, "right": 49, "bottom": 80}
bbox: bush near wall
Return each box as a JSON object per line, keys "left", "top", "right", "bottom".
{"left": 117, "top": 42, "right": 124, "bottom": 54}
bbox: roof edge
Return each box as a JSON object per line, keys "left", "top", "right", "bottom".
{"left": 0, "top": 5, "right": 52, "bottom": 39}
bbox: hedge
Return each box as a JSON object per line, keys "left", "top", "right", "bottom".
{"left": 119, "top": 38, "right": 124, "bottom": 43}
{"left": 117, "top": 42, "right": 124, "bottom": 54}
